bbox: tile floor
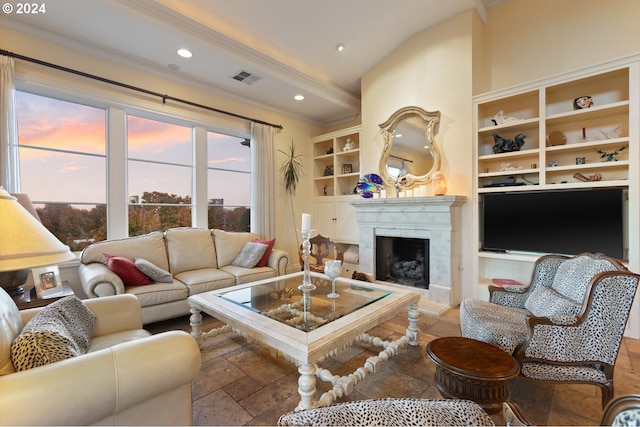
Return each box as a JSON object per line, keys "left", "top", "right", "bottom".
{"left": 147, "top": 307, "right": 640, "bottom": 426}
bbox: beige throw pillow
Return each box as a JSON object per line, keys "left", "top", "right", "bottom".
{"left": 231, "top": 242, "right": 268, "bottom": 269}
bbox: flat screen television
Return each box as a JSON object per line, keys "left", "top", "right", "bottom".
{"left": 481, "top": 188, "right": 625, "bottom": 259}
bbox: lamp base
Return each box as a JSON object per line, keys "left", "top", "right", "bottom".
{"left": 3, "top": 285, "right": 25, "bottom": 296}
{"left": 0, "top": 269, "right": 29, "bottom": 297}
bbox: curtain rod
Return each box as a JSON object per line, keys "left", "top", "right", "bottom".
{"left": 1, "top": 49, "right": 283, "bottom": 130}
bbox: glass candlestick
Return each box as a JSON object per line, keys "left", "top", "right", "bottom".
{"left": 298, "top": 229, "right": 316, "bottom": 292}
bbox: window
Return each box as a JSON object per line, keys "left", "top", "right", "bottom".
{"left": 15, "top": 88, "right": 253, "bottom": 246}
{"left": 207, "top": 132, "right": 250, "bottom": 231}
{"left": 127, "top": 115, "right": 192, "bottom": 236}
{"left": 16, "top": 91, "right": 107, "bottom": 251}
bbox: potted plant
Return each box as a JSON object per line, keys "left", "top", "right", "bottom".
{"left": 279, "top": 139, "right": 304, "bottom": 245}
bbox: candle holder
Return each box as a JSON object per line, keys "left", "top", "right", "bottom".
{"left": 298, "top": 229, "right": 316, "bottom": 292}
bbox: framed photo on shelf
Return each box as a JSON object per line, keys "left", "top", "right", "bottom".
{"left": 342, "top": 164, "right": 353, "bottom": 174}
{"left": 32, "top": 265, "right": 64, "bottom": 299}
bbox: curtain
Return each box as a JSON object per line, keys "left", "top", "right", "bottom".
{"left": 0, "top": 55, "right": 19, "bottom": 192}
{"left": 250, "top": 123, "right": 278, "bottom": 239}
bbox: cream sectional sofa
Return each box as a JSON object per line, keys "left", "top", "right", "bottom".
{"left": 79, "top": 227, "right": 290, "bottom": 324}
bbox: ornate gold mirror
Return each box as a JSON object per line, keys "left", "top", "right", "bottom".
{"left": 378, "top": 106, "right": 441, "bottom": 187}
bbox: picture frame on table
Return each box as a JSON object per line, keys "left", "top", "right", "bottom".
{"left": 32, "top": 265, "right": 64, "bottom": 298}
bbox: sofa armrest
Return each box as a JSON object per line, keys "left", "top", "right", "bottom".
{"left": 267, "top": 248, "right": 290, "bottom": 275}
{"left": 0, "top": 331, "right": 200, "bottom": 426}
{"left": 79, "top": 262, "right": 125, "bottom": 298}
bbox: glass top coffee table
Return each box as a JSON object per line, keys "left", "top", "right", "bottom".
{"left": 188, "top": 271, "right": 421, "bottom": 410}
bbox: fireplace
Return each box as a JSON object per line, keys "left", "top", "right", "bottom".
{"left": 350, "top": 195, "right": 465, "bottom": 313}
{"left": 376, "top": 236, "right": 429, "bottom": 288}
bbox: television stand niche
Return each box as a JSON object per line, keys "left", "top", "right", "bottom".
{"left": 472, "top": 58, "right": 638, "bottom": 327}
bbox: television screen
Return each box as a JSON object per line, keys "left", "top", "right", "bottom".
{"left": 481, "top": 188, "right": 625, "bottom": 259}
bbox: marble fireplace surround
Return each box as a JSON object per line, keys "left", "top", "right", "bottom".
{"left": 349, "top": 196, "right": 466, "bottom": 314}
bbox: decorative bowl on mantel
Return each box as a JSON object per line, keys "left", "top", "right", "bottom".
{"left": 356, "top": 173, "right": 383, "bottom": 198}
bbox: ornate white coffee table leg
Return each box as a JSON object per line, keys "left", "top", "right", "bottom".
{"left": 296, "top": 362, "right": 317, "bottom": 411}
{"left": 407, "top": 303, "right": 420, "bottom": 346}
{"left": 189, "top": 306, "right": 204, "bottom": 347}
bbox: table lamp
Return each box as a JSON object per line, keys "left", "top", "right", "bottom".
{"left": 0, "top": 187, "right": 75, "bottom": 296}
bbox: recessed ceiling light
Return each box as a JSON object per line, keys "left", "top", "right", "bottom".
{"left": 335, "top": 43, "right": 345, "bottom": 52}
{"left": 294, "top": 94, "right": 304, "bottom": 101}
{"left": 177, "top": 48, "right": 192, "bottom": 58}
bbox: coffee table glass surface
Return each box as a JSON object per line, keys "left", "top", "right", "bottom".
{"left": 217, "top": 275, "right": 392, "bottom": 332}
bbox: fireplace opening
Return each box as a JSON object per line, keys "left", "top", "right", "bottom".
{"left": 375, "top": 236, "right": 429, "bottom": 289}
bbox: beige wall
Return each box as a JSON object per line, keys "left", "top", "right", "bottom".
{"left": 483, "top": 0, "right": 640, "bottom": 93}
{"left": 3, "top": 26, "right": 321, "bottom": 266}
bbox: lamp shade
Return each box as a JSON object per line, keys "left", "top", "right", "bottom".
{"left": 0, "top": 188, "right": 75, "bottom": 272}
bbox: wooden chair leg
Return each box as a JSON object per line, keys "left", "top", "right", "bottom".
{"left": 601, "top": 382, "right": 614, "bottom": 410}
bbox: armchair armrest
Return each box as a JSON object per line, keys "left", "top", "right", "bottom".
{"left": 489, "top": 285, "right": 529, "bottom": 308}
{"left": 0, "top": 331, "right": 200, "bottom": 426}
{"left": 79, "top": 262, "right": 125, "bottom": 298}
{"left": 267, "top": 248, "right": 290, "bottom": 276}
{"left": 515, "top": 314, "right": 584, "bottom": 362}
{"left": 18, "top": 294, "right": 142, "bottom": 336}
{"left": 84, "top": 294, "right": 143, "bottom": 336}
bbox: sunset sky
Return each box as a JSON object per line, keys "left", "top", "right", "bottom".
{"left": 16, "top": 91, "right": 250, "bottom": 207}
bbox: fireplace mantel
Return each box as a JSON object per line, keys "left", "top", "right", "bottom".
{"left": 349, "top": 195, "right": 466, "bottom": 314}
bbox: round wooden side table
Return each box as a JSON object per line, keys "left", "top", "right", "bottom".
{"left": 426, "top": 336, "right": 520, "bottom": 414}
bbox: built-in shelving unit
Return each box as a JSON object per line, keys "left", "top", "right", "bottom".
{"left": 472, "top": 58, "right": 639, "bottom": 337}
{"left": 311, "top": 125, "right": 362, "bottom": 244}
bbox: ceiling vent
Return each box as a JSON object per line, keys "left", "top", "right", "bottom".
{"left": 230, "top": 70, "right": 263, "bottom": 85}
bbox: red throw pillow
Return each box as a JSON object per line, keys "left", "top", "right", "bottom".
{"left": 104, "top": 253, "right": 153, "bottom": 286}
{"left": 253, "top": 238, "right": 276, "bottom": 267}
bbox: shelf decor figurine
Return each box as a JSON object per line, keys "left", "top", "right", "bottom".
{"left": 573, "top": 95, "right": 593, "bottom": 110}
{"left": 343, "top": 138, "right": 355, "bottom": 151}
{"left": 597, "top": 146, "right": 627, "bottom": 162}
{"left": 491, "top": 110, "right": 521, "bottom": 125}
{"left": 547, "top": 130, "right": 567, "bottom": 146}
{"left": 492, "top": 133, "right": 526, "bottom": 153}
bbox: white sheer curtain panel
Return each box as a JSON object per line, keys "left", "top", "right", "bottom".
{"left": 250, "top": 122, "right": 279, "bottom": 239}
{"left": 0, "top": 56, "right": 19, "bottom": 192}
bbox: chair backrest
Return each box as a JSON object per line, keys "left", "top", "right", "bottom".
{"left": 520, "top": 253, "right": 639, "bottom": 365}
{"left": 600, "top": 394, "right": 640, "bottom": 426}
{"left": 299, "top": 234, "right": 343, "bottom": 267}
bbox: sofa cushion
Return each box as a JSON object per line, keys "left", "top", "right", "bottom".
{"left": 126, "top": 282, "right": 189, "bottom": 308}
{"left": 232, "top": 242, "right": 268, "bottom": 268}
{"left": 253, "top": 238, "right": 276, "bottom": 267}
{"left": 166, "top": 228, "right": 218, "bottom": 275}
{"left": 551, "top": 256, "right": 615, "bottom": 302}
{"left": 135, "top": 258, "right": 173, "bottom": 283}
{"left": 105, "top": 254, "right": 153, "bottom": 286}
{"left": 524, "top": 286, "right": 582, "bottom": 318}
{"left": 220, "top": 265, "right": 277, "bottom": 285}
{"left": 174, "top": 268, "right": 236, "bottom": 295}
{"left": 11, "top": 296, "right": 96, "bottom": 371}
{"left": 0, "top": 288, "right": 24, "bottom": 375}
{"left": 213, "top": 229, "right": 260, "bottom": 267}
{"left": 81, "top": 231, "right": 169, "bottom": 271}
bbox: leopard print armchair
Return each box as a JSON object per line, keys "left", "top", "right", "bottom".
{"left": 460, "top": 253, "right": 640, "bottom": 409}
